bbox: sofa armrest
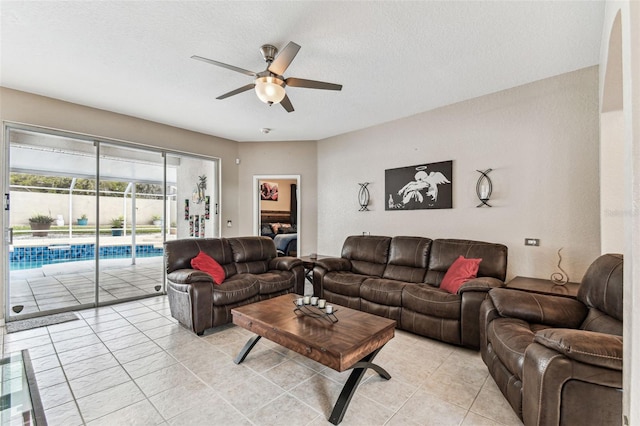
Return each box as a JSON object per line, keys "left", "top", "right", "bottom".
{"left": 167, "top": 269, "right": 214, "bottom": 284}
{"left": 311, "top": 257, "right": 351, "bottom": 297}
{"left": 522, "top": 341, "right": 623, "bottom": 426}
{"left": 488, "top": 287, "right": 588, "bottom": 328}
{"left": 458, "top": 276, "right": 504, "bottom": 293}
{"left": 269, "top": 256, "right": 303, "bottom": 271}
{"left": 534, "top": 328, "right": 623, "bottom": 370}
{"left": 167, "top": 279, "right": 214, "bottom": 335}
{"left": 314, "top": 257, "right": 351, "bottom": 272}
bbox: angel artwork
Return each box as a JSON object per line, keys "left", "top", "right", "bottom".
{"left": 385, "top": 161, "right": 453, "bottom": 210}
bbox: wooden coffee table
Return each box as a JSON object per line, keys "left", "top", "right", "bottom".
{"left": 231, "top": 293, "right": 396, "bottom": 425}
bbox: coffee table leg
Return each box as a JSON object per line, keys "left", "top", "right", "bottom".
{"left": 234, "top": 335, "right": 262, "bottom": 364}
{"left": 328, "top": 347, "right": 389, "bottom": 425}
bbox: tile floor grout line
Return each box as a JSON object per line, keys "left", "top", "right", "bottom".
{"left": 45, "top": 318, "right": 89, "bottom": 426}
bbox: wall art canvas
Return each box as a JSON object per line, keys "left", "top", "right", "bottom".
{"left": 260, "top": 181, "right": 279, "bottom": 201}
{"left": 386, "top": 160, "right": 453, "bottom": 210}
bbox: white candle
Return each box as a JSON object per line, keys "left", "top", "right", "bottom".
{"left": 304, "top": 296, "right": 311, "bottom": 305}
{"left": 325, "top": 305, "right": 333, "bottom": 314}
{"left": 318, "top": 299, "right": 326, "bottom": 309}
{"left": 311, "top": 297, "right": 319, "bottom": 306}
{"left": 296, "top": 297, "right": 304, "bottom": 306}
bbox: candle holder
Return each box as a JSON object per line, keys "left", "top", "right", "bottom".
{"left": 476, "top": 169, "right": 493, "bottom": 207}
{"left": 293, "top": 301, "right": 339, "bottom": 324}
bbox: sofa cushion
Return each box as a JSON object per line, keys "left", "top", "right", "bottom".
{"left": 486, "top": 317, "right": 545, "bottom": 380}
{"left": 256, "top": 270, "right": 297, "bottom": 295}
{"left": 323, "top": 271, "right": 369, "bottom": 297}
{"left": 402, "top": 283, "right": 461, "bottom": 319}
{"left": 425, "top": 239, "right": 507, "bottom": 286}
{"left": 341, "top": 235, "right": 391, "bottom": 277}
{"left": 361, "top": 278, "right": 406, "bottom": 307}
{"left": 213, "top": 274, "right": 260, "bottom": 305}
{"left": 191, "top": 251, "right": 226, "bottom": 284}
{"left": 578, "top": 253, "right": 623, "bottom": 324}
{"left": 165, "top": 238, "right": 234, "bottom": 273}
{"left": 228, "top": 236, "right": 277, "bottom": 262}
{"left": 382, "top": 236, "right": 431, "bottom": 282}
{"left": 440, "top": 256, "right": 481, "bottom": 294}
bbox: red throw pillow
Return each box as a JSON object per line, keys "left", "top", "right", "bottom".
{"left": 440, "top": 255, "right": 482, "bottom": 294}
{"left": 191, "top": 251, "right": 226, "bottom": 285}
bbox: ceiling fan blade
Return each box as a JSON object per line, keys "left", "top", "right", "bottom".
{"left": 191, "top": 55, "right": 256, "bottom": 77}
{"left": 268, "top": 42, "right": 301, "bottom": 75}
{"left": 280, "top": 94, "right": 294, "bottom": 113}
{"left": 285, "top": 77, "right": 342, "bottom": 91}
{"left": 216, "top": 83, "right": 255, "bottom": 100}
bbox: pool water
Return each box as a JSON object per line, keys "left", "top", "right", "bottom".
{"left": 10, "top": 243, "right": 164, "bottom": 270}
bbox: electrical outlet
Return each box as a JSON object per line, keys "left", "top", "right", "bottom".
{"left": 525, "top": 238, "right": 540, "bottom": 246}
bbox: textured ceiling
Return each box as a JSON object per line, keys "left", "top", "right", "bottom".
{"left": 0, "top": 1, "right": 604, "bottom": 142}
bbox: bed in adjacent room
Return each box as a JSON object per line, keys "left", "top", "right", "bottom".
{"left": 260, "top": 210, "right": 298, "bottom": 257}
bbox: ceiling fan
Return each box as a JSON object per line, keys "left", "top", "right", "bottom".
{"left": 191, "top": 42, "right": 342, "bottom": 113}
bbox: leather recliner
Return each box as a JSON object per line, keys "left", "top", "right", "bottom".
{"left": 480, "top": 253, "right": 623, "bottom": 425}
{"left": 165, "top": 236, "right": 304, "bottom": 335}
{"left": 313, "top": 235, "right": 508, "bottom": 349}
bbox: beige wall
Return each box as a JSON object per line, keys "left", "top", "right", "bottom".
{"left": 238, "top": 141, "right": 318, "bottom": 256}
{"left": 317, "top": 67, "right": 601, "bottom": 282}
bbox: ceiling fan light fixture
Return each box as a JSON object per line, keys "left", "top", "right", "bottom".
{"left": 254, "top": 76, "right": 286, "bottom": 104}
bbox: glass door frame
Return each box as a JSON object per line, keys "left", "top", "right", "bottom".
{"left": 2, "top": 122, "right": 221, "bottom": 322}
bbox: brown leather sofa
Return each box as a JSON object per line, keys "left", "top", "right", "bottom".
{"left": 480, "top": 253, "right": 623, "bottom": 425}
{"left": 165, "top": 236, "right": 304, "bottom": 335}
{"left": 312, "top": 235, "right": 508, "bottom": 349}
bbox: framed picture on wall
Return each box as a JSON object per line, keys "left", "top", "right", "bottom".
{"left": 260, "top": 182, "right": 279, "bottom": 201}
{"left": 385, "top": 160, "right": 453, "bottom": 210}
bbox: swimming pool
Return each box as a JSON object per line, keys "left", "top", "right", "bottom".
{"left": 9, "top": 243, "right": 164, "bottom": 270}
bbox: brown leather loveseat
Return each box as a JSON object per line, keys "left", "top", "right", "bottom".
{"left": 480, "top": 253, "right": 623, "bottom": 424}
{"left": 313, "top": 235, "right": 508, "bottom": 349}
{"left": 165, "top": 236, "right": 304, "bottom": 335}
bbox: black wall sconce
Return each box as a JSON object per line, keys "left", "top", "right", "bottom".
{"left": 476, "top": 169, "right": 492, "bottom": 207}
{"left": 358, "top": 182, "right": 370, "bottom": 211}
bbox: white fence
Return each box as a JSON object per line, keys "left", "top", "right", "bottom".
{"left": 11, "top": 191, "right": 176, "bottom": 226}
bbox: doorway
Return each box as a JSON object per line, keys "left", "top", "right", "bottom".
{"left": 253, "top": 175, "right": 300, "bottom": 257}
{"left": 3, "top": 124, "right": 220, "bottom": 321}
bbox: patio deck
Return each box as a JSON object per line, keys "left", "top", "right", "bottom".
{"left": 8, "top": 256, "right": 164, "bottom": 317}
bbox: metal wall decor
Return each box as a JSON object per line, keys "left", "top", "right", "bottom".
{"left": 550, "top": 248, "right": 570, "bottom": 285}
{"left": 358, "top": 182, "right": 370, "bottom": 211}
{"left": 476, "top": 169, "right": 493, "bottom": 207}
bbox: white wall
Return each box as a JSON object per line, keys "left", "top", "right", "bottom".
{"left": 600, "top": 1, "right": 640, "bottom": 423}
{"left": 176, "top": 156, "right": 217, "bottom": 238}
{"left": 9, "top": 192, "right": 167, "bottom": 226}
{"left": 600, "top": 110, "right": 625, "bottom": 253}
{"left": 318, "top": 67, "right": 601, "bottom": 282}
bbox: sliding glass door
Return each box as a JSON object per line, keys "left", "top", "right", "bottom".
{"left": 3, "top": 124, "right": 219, "bottom": 321}
{"left": 97, "top": 142, "right": 166, "bottom": 303}
{"left": 5, "top": 128, "right": 98, "bottom": 317}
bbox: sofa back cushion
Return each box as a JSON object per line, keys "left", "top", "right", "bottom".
{"left": 164, "top": 238, "right": 236, "bottom": 276}
{"left": 425, "top": 239, "right": 508, "bottom": 286}
{"left": 227, "top": 236, "right": 277, "bottom": 274}
{"left": 578, "top": 253, "right": 623, "bottom": 335}
{"left": 341, "top": 235, "right": 391, "bottom": 277}
{"left": 382, "top": 236, "right": 432, "bottom": 282}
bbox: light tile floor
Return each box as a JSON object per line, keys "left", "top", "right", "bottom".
{"left": 8, "top": 257, "right": 164, "bottom": 316}
{"left": 1, "top": 296, "right": 523, "bottom": 425}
